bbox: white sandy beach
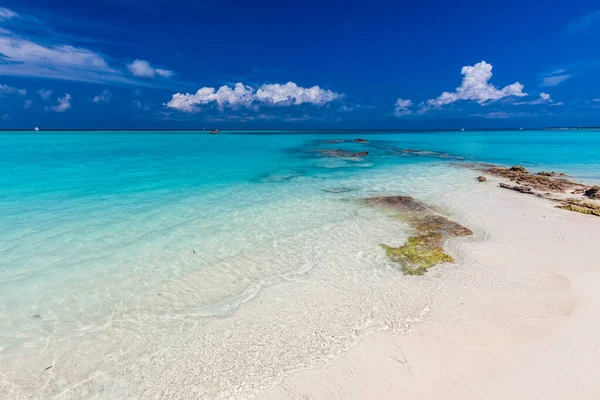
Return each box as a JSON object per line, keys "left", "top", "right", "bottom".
{"left": 2, "top": 171, "right": 600, "bottom": 400}
{"left": 263, "top": 177, "right": 600, "bottom": 400}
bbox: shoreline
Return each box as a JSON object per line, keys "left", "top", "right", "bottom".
{"left": 263, "top": 175, "right": 600, "bottom": 400}
{"left": 2, "top": 163, "right": 600, "bottom": 399}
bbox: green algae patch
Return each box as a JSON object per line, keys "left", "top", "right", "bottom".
{"left": 382, "top": 233, "right": 455, "bottom": 276}
{"left": 557, "top": 201, "right": 600, "bottom": 217}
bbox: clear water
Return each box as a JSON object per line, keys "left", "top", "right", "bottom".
{"left": 1, "top": 130, "right": 599, "bottom": 377}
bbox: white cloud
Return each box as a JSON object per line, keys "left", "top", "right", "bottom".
{"left": 427, "top": 61, "right": 526, "bottom": 108}
{"left": 255, "top": 82, "right": 341, "bottom": 105}
{"left": 93, "top": 89, "right": 111, "bottom": 103}
{"left": 540, "top": 74, "right": 572, "bottom": 87}
{"left": 46, "top": 93, "right": 71, "bottom": 112}
{"left": 0, "top": 34, "right": 132, "bottom": 84}
{"left": 394, "top": 98, "right": 412, "bottom": 117}
{"left": 127, "top": 59, "right": 174, "bottom": 78}
{"left": 167, "top": 81, "right": 341, "bottom": 112}
{"left": 593, "top": 98, "right": 600, "bottom": 102}
{"left": 24, "top": 99, "right": 33, "bottom": 109}
{"left": 0, "top": 7, "right": 18, "bottom": 20}
{"left": 514, "top": 92, "right": 553, "bottom": 105}
{"left": 0, "top": 30, "right": 170, "bottom": 86}
{"left": 0, "top": 84, "right": 26, "bottom": 96}
{"left": 37, "top": 89, "right": 53, "bottom": 100}
{"left": 550, "top": 101, "right": 564, "bottom": 107}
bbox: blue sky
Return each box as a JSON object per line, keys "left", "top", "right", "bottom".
{"left": 0, "top": 0, "right": 599, "bottom": 129}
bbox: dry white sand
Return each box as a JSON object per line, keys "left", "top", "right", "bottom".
{"left": 262, "top": 179, "right": 600, "bottom": 400}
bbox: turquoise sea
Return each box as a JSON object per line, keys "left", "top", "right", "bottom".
{"left": 1, "top": 129, "right": 600, "bottom": 397}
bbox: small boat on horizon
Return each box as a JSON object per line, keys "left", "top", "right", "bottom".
{"left": 209, "top": 129, "right": 220, "bottom": 135}
{"left": 34, "top": 127, "right": 39, "bottom": 132}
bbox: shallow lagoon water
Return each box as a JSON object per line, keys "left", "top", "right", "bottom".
{"left": 1, "top": 130, "right": 599, "bottom": 396}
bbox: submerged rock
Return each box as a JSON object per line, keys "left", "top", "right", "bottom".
{"left": 538, "top": 171, "right": 566, "bottom": 177}
{"left": 320, "top": 149, "right": 369, "bottom": 159}
{"left": 477, "top": 176, "right": 487, "bottom": 182}
{"left": 382, "top": 233, "right": 454, "bottom": 276}
{"left": 354, "top": 138, "right": 369, "bottom": 143}
{"left": 410, "top": 215, "right": 473, "bottom": 237}
{"left": 323, "top": 187, "right": 356, "bottom": 193}
{"left": 584, "top": 186, "right": 600, "bottom": 199}
{"left": 366, "top": 195, "right": 472, "bottom": 275}
{"left": 364, "top": 196, "right": 429, "bottom": 213}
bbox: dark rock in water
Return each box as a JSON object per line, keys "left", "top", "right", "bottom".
{"left": 354, "top": 138, "right": 369, "bottom": 143}
{"left": 477, "top": 176, "right": 487, "bottom": 182}
{"left": 320, "top": 149, "right": 369, "bottom": 159}
{"left": 33, "top": 314, "right": 42, "bottom": 319}
{"left": 499, "top": 182, "right": 534, "bottom": 194}
{"left": 323, "top": 187, "right": 356, "bottom": 193}
{"left": 258, "top": 170, "right": 303, "bottom": 182}
{"left": 584, "top": 186, "right": 600, "bottom": 199}
{"left": 509, "top": 165, "right": 528, "bottom": 173}
{"left": 364, "top": 196, "right": 429, "bottom": 213}
{"left": 537, "top": 171, "right": 565, "bottom": 177}
{"left": 410, "top": 215, "right": 473, "bottom": 237}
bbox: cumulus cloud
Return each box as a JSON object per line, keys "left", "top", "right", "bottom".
{"left": 37, "top": 89, "right": 53, "bottom": 100}
{"left": 514, "top": 92, "right": 553, "bottom": 105}
{"left": 255, "top": 82, "right": 341, "bottom": 105}
{"left": 427, "top": 61, "right": 526, "bottom": 108}
{"left": 24, "top": 99, "right": 33, "bottom": 109}
{"left": 394, "top": 98, "right": 412, "bottom": 117}
{"left": 167, "top": 81, "right": 342, "bottom": 112}
{"left": 127, "top": 59, "right": 174, "bottom": 78}
{"left": 47, "top": 93, "right": 71, "bottom": 112}
{"left": 0, "top": 84, "right": 26, "bottom": 96}
{"left": 92, "top": 89, "right": 111, "bottom": 103}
